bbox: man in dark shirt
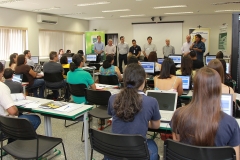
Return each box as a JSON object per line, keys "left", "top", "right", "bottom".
{"left": 129, "top": 39, "right": 141, "bottom": 59}
{"left": 190, "top": 34, "right": 206, "bottom": 62}
{"left": 3, "top": 68, "right": 23, "bottom": 93}
{"left": 190, "top": 51, "right": 204, "bottom": 70}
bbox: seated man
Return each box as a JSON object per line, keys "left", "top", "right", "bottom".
{"left": 190, "top": 51, "right": 204, "bottom": 70}
{"left": 43, "top": 51, "right": 69, "bottom": 101}
{"left": 3, "top": 68, "right": 23, "bottom": 93}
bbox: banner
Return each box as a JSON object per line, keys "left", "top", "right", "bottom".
{"left": 218, "top": 24, "right": 228, "bottom": 54}
{"left": 189, "top": 28, "right": 210, "bottom": 56}
{"left": 85, "top": 31, "right": 105, "bottom": 55}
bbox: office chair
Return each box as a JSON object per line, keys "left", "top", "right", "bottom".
{"left": 98, "top": 75, "right": 119, "bottom": 85}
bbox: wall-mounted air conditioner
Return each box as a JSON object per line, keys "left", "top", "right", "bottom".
{"left": 37, "top": 14, "right": 58, "bottom": 24}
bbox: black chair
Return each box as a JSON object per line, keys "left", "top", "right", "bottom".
{"left": 0, "top": 116, "right": 67, "bottom": 160}
{"left": 89, "top": 128, "right": 150, "bottom": 160}
{"left": 22, "top": 74, "right": 40, "bottom": 97}
{"left": 164, "top": 139, "right": 236, "bottom": 160}
{"left": 85, "top": 89, "right": 111, "bottom": 130}
{"left": 98, "top": 75, "right": 119, "bottom": 85}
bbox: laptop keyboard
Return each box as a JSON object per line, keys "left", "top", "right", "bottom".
{"left": 33, "top": 64, "right": 42, "bottom": 73}
{"left": 161, "top": 113, "right": 173, "bottom": 121}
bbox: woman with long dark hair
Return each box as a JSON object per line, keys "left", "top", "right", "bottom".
{"left": 9, "top": 53, "right": 18, "bottom": 71}
{"left": 171, "top": 67, "right": 240, "bottom": 159}
{"left": 176, "top": 56, "right": 195, "bottom": 77}
{"left": 148, "top": 51, "right": 161, "bottom": 71}
{"left": 108, "top": 63, "right": 161, "bottom": 160}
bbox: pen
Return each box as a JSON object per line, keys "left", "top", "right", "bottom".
{"left": 64, "top": 106, "right": 70, "bottom": 110}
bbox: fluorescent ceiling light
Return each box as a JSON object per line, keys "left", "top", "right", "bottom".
{"left": 102, "top": 9, "right": 130, "bottom": 12}
{"left": 61, "top": 12, "right": 85, "bottom": 16}
{"left": 164, "top": 12, "right": 193, "bottom": 15}
{"left": 33, "top": 7, "right": 60, "bottom": 12}
{"left": 84, "top": 17, "right": 105, "bottom": 19}
{"left": 120, "top": 14, "right": 145, "bottom": 17}
{"left": 215, "top": 10, "right": 240, "bottom": 12}
{"left": 154, "top": 5, "right": 187, "bottom": 9}
{"left": 0, "top": 0, "right": 23, "bottom": 4}
{"left": 77, "top": 1, "right": 110, "bottom": 7}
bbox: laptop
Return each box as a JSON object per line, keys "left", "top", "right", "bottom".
{"left": 169, "top": 55, "right": 181, "bottom": 64}
{"left": 177, "top": 75, "right": 191, "bottom": 95}
{"left": 146, "top": 90, "right": 178, "bottom": 121}
{"left": 140, "top": 62, "right": 155, "bottom": 74}
{"left": 0, "top": 60, "right": 6, "bottom": 68}
{"left": 86, "top": 54, "right": 97, "bottom": 62}
{"left": 226, "top": 63, "right": 229, "bottom": 74}
{"left": 12, "top": 74, "right": 23, "bottom": 83}
{"left": 67, "top": 57, "right": 72, "bottom": 63}
{"left": 221, "top": 94, "right": 233, "bottom": 116}
{"left": 157, "top": 58, "right": 164, "bottom": 64}
{"left": 31, "top": 56, "right": 39, "bottom": 64}
{"left": 205, "top": 56, "right": 215, "bottom": 65}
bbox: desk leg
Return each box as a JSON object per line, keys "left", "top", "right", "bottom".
{"left": 44, "top": 116, "right": 52, "bottom": 136}
{"left": 23, "top": 86, "right": 26, "bottom": 95}
{"left": 84, "top": 112, "right": 89, "bottom": 160}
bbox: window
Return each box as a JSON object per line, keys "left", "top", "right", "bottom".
{"left": 0, "top": 27, "right": 27, "bottom": 60}
{"left": 39, "top": 30, "right": 83, "bottom": 57}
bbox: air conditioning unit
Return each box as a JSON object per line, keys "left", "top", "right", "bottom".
{"left": 37, "top": 14, "right": 58, "bottom": 24}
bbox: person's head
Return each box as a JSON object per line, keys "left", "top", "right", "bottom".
{"left": 0, "top": 62, "right": 4, "bottom": 79}
{"left": 165, "top": 39, "right": 170, "bottom": 46}
{"left": 120, "top": 36, "right": 124, "bottom": 43}
{"left": 216, "top": 51, "right": 224, "bottom": 59}
{"left": 66, "top": 50, "right": 71, "bottom": 54}
{"left": 147, "top": 36, "right": 152, "bottom": 44}
{"left": 49, "top": 51, "right": 59, "bottom": 62}
{"left": 23, "top": 50, "right": 31, "bottom": 58}
{"left": 70, "top": 54, "right": 84, "bottom": 72}
{"left": 132, "top": 39, "right": 136, "bottom": 46}
{"left": 59, "top": 49, "right": 64, "bottom": 55}
{"left": 172, "top": 67, "right": 222, "bottom": 146}
{"left": 77, "top": 50, "right": 84, "bottom": 56}
{"left": 189, "top": 51, "right": 197, "bottom": 59}
{"left": 159, "top": 58, "right": 176, "bottom": 79}
{"left": 148, "top": 51, "right": 157, "bottom": 62}
{"left": 195, "top": 34, "right": 202, "bottom": 42}
{"left": 113, "top": 63, "right": 146, "bottom": 122}
{"left": 207, "top": 59, "right": 225, "bottom": 83}
{"left": 103, "top": 55, "right": 114, "bottom": 69}
{"left": 9, "top": 53, "right": 18, "bottom": 67}
{"left": 17, "top": 54, "right": 26, "bottom": 66}
{"left": 60, "top": 56, "right": 68, "bottom": 64}
{"left": 3, "top": 68, "right": 14, "bottom": 80}
{"left": 97, "top": 35, "right": 101, "bottom": 42}
{"left": 127, "top": 55, "right": 138, "bottom": 65}
{"left": 181, "top": 56, "right": 193, "bottom": 75}
{"left": 108, "top": 39, "right": 113, "bottom": 46}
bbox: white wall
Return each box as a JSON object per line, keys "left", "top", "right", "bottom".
{"left": 0, "top": 7, "right": 89, "bottom": 56}
{"left": 89, "top": 14, "right": 232, "bottom": 56}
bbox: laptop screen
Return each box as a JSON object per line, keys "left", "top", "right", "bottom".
{"left": 177, "top": 76, "right": 190, "bottom": 90}
{"left": 12, "top": 74, "right": 23, "bottom": 83}
{"left": 226, "top": 63, "right": 229, "bottom": 74}
{"left": 0, "top": 60, "right": 6, "bottom": 68}
{"left": 67, "top": 57, "right": 72, "bottom": 63}
{"left": 140, "top": 62, "right": 155, "bottom": 74}
{"left": 157, "top": 58, "right": 164, "bottom": 64}
{"left": 169, "top": 56, "right": 181, "bottom": 64}
{"left": 205, "top": 56, "right": 215, "bottom": 65}
{"left": 31, "top": 56, "right": 39, "bottom": 64}
{"left": 86, "top": 54, "right": 97, "bottom": 61}
{"left": 221, "top": 94, "right": 233, "bottom": 116}
{"left": 146, "top": 91, "right": 177, "bottom": 111}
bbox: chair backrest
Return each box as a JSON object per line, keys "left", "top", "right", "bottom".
{"left": 0, "top": 115, "right": 37, "bottom": 140}
{"left": 85, "top": 89, "right": 111, "bottom": 105}
{"left": 68, "top": 83, "right": 87, "bottom": 97}
{"left": 22, "top": 73, "right": 29, "bottom": 82}
{"left": 89, "top": 128, "right": 150, "bottom": 160}
{"left": 43, "top": 72, "right": 63, "bottom": 83}
{"left": 164, "top": 139, "right": 236, "bottom": 160}
{"left": 98, "top": 75, "right": 119, "bottom": 85}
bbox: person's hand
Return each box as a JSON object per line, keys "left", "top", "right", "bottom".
{"left": 193, "top": 48, "right": 198, "bottom": 51}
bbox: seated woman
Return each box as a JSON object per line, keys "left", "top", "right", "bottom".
{"left": 154, "top": 58, "right": 183, "bottom": 96}
{"left": 15, "top": 55, "right": 45, "bottom": 98}
{"left": 67, "top": 54, "right": 96, "bottom": 104}
{"left": 171, "top": 67, "right": 240, "bottom": 159}
{"left": 216, "top": 51, "right": 224, "bottom": 59}
{"left": 176, "top": 56, "right": 195, "bottom": 77}
{"left": 108, "top": 63, "right": 161, "bottom": 160}
{"left": 9, "top": 53, "right": 18, "bottom": 71}
{"left": 148, "top": 51, "right": 161, "bottom": 72}
{"left": 60, "top": 56, "right": 69, "bottom": 79}
{"left": 99, "top": 55, "right": 122, "bottom": 82}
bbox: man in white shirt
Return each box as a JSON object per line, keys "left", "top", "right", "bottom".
{"left": 163, "top": 39, "right": 175, "bottom": 58}
{"left": 181, "top": 35, "right": 192, "bottom": 57}
{"left": 24, "top": 50, "right": 35, "bottom": 68}
{"left": 143, "top": 36, "right": 157, "bottom": 61}
{"left": 105, "top": 39, "right": 116, "bottom": 66}
{"left": 117, "top": 36, "right": 129, "bottom": 73}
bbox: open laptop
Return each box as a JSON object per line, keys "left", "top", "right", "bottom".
{"left": 31, "top": 56, "right": 39, "bottom": 64}
{"left": 221, "top": 94, "right": 233, "bottom": 116}
{"left": 67, "top": 57, "right": 72, "bottom": 63}
{"left": 177, "top": 75, "right": 191, "bottom": 95}
{"left": 12, "top": 74, "right": 23, "bottom": 83}
{"left": 146, "top": 90, "right": 178, "bottom": 121}
{"left": 86, "top": 54, "right": 97, "bottom": 62}
{"left": 205, "top": 56, "right": 215, "bottom": 65}
{"left": 226, "top": 63, "right": 230, "bottom": 74}
{"left": 157, "top": 58, "right": 164, "bottom": 64}
{"left": 140, "top": 62, "right": 155, "bottom": 74}
{"left": 169, "top": 55, "right": 181, "bottom": 64}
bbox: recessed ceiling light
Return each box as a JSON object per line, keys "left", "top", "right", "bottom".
{"left": 0, "top": 0, "right": 23, "bottom": 4}
{"left": 102, "top": 9, "right": 130, "bottom": 13}
{"left": 77, "top": 1, "right": 110, "bottom": 7}
{"left": 164, "top": 12, "right": 193, "bottom": 15}
{"left": 33, "top": 7, "right": 60, "bottom": 12}
{"left": 215, "top": 9, "right": 240, "bottom": 12}
{"left": 120, "top": 14, "right": 145, "bottom": 17}
{"left": 84, "top": 17, "right": 105, "bottom": 19}
{"left": 154, "top": 5, "right": 187, "bottom": 9}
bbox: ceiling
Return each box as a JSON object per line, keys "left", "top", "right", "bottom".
{"left": 0, "top": 0, "right": 240, "bottom": 20}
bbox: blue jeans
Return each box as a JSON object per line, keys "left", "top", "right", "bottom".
{"left": 29, "top": 79, "right": 45, "bottom": 98}
{"left": 19, "top": 114, "right": 41, "bottom": 130}
{"left": 51, "top": 80, "right": 69, "bottom": 99}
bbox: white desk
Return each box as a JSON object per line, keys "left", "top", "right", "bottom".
{"left": 95, "top": 83, "right": 119, "bottom": 90}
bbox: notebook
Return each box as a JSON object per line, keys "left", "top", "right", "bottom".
{"left": 140, "top": 62, "right": 155, "bottom": 74}
{"left": 12, "top": 74, "right": 23, "bottom": 83}
{"left": 177, "top": 75, "right": 191, "bottom": 95}
{"left": 146, "top": 90, "right": 178, "bottom": 121}
{"left": 205, "top": 56, "right": 215, "bottom": 65}
{"left": 169, "top": 56, "right": 181, "bottom": 64}
{"left": 221, "top": 94, "right": 233, "bottom": 116}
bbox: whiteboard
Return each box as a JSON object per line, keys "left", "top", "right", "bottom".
{"left": 132, "top": 23, "right": 183, "bottom": 58}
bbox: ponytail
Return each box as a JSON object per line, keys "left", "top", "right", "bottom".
{"left": 70, "top": 54, "right": 83, "bottom": 71}
{"left": 103, "top": 54, "right": 114, "bottom": 69}
{"left": 70, "top": 62, "right": 78, "bottom": 72}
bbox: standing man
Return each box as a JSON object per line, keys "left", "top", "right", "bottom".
{"left": 129, "top": 39, "right": 141, "bottom": 59}
{"left": 118, "top": 36, "right": 129, "bottom": 73}
{"left": 143, "top": 36, "right": 157, "bottom": 61}
{"left": 163, "top": 39, "right": 175, "bottom": 58}
{"left": 94, "top": 35, "right": 104, "bottom": 62}
{"left": 23, "top": 50, "right": 34, "bottom": 67}
{"left": 105, "top": 39, "right": 117, "bottom": 66}
{"left": 181, "top": 35, "right": 192, "bottom": 57}
{"left": 190, "top": 34, "right": 206, "bottom": 62}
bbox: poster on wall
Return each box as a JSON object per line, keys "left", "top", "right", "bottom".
{"left": 218, "top": 24, "right": 228, "bottom": 54}
{"left": 189, "top": 28, "right": 210, "bottom": 56}
{"left": 85, "top": 31, "right": 105, "bottom": 55}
